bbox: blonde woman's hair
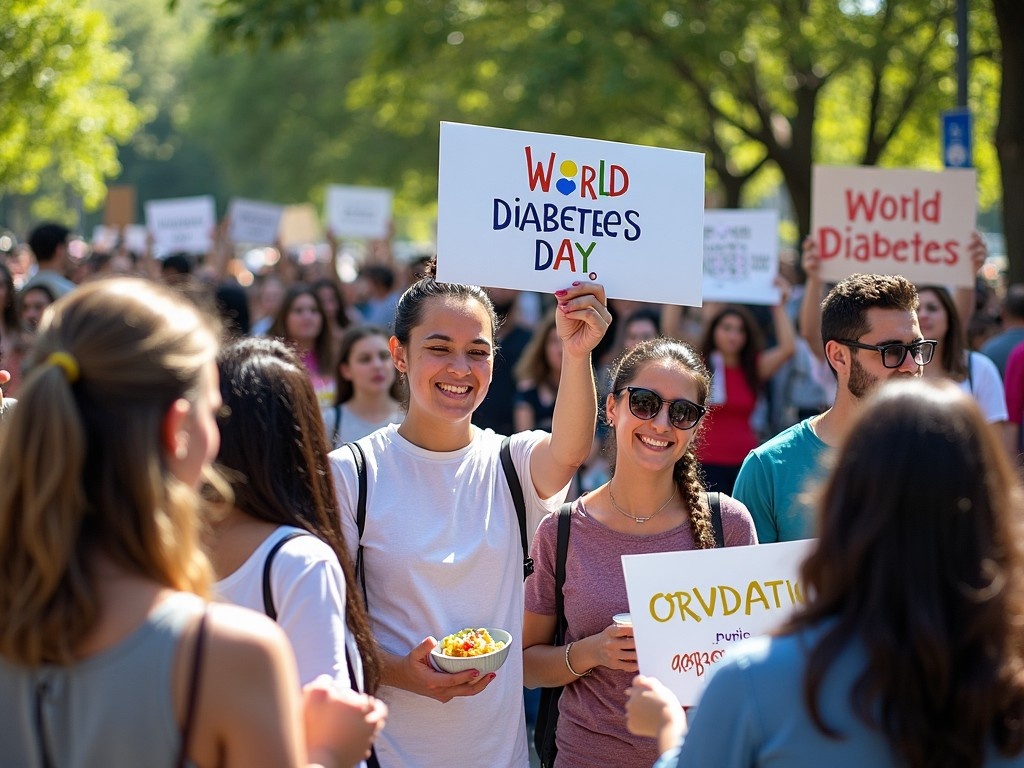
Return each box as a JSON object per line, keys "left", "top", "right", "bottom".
{"left": 0, "top": 278, "right": 223, "bottom": 665}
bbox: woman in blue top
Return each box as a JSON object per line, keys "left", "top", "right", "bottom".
{"left": 628, "top": 378, "right": 1024, "bottom": 768}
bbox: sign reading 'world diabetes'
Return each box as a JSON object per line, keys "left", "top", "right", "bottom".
{"left": 622, "top": 539, "right": 813, "bottom": 706}
{"left": 437, "top": 122, "right": 706, "bottom": 306}
{"left": 811, "top": 166, "right": 977, "bottom": 288}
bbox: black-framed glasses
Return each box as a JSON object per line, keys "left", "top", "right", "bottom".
{"left": 615, "top": 386, "right": 706, "bottom": 430}
{"left": 835, "top": 339, "right": 937, "bottom": 369}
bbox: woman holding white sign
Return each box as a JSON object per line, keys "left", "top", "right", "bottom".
{"left": 329, "top": 264, "right": 610, "bottom": 768}
{"left": 628, "top": 378, "right": 1024, "bottom": 768}
{"left": 523, "top": 337, "right": 757, "bottom": 768}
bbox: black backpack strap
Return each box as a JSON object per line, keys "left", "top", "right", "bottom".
{"left": 500, "top": 435, "right": 534, "bottom": 580}
{"left": 262, "top": 531, "right": 310, "bottom": 620}
{"left": 553, "top": 502, "right": 572, "bottom": 643}
{"left": 708, "top": 491, "right": 725, "bottom": 548}
{"left": 346, "top": 441, "right": 369, "bottom": 603}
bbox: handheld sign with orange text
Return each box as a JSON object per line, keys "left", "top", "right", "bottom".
{"left": 811, "top": 166, "right": 977, "bottom": 288}
{"left": 622, "top": 539, "right": 813, "bottom": 706}
{"left": 437, "top": 122, "right": 706, "bottom": 306}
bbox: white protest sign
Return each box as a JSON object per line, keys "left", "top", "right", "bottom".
{"left": 325, "top": 185, "right": 393, "bottom": 239}
{"left": 702, "top": 210, "right": 780, "bottom": 304}
{"left": 622, "top": 539, "right": 813, "bottom": 706}
{"left": 228, "top": 198, "right": 284, "bottom": 245}
{"left": 811, "top": 166, "right": 977, "bottom": 288}
{"left": 144, "top": 195, "right": 216, "bottom": 256}
{"left": 436, "top": 122, "right": 706, "bottom": 306}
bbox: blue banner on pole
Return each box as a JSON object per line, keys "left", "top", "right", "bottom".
{"left": 942, "top": 109, "right": 973, "bottom": 169}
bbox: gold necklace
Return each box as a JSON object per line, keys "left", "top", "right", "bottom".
{"left": 608, "top": 487, "right": 676, "bottom": 524}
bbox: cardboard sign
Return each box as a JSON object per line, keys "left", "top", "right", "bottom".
{"left": 702, "top": 210, "right": 780, "bottom": 305}
{"left": 104, "top": 185, "right": 137, "bottom": 228}
{"left": 144, "top": 195, "right": 216, "bottom": 256}
{"left": 811, "top": 166, "right": 977, "bottom": 288}
{"left": 279, "top": 204, "right": 323, "bottom": 248}
{"left": 436, "top": 122, "right": 706, "bottom": 306}
{"left": 622, "top": 539, "right": 813, "bottom": 706}
{"left": 325, "top": 185, "right": 393, "bottom": 239}
{"left": 228, "top": 198, "right": 284, "bottom": 245}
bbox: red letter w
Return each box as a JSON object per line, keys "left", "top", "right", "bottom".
{"left": 525, "top": 147, "right": 555, "bottom": 192}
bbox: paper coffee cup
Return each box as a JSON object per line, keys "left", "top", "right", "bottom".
{"left": 612, "top": 612, "right": 632, "bottom": 628}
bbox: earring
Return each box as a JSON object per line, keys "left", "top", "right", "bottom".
{"left": 174, "top": 443, "right": 188, "bottom": 460}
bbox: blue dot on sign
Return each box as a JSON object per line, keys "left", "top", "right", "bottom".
{"left": 556, "top": 178, "right": 577, "bottom": 196}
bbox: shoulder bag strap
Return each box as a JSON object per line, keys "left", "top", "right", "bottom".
{"left": 262, "top": 531, "right": 310, "bottom": 620}
{"left": 346, "top": 441, "right": 369, "bottom": 604}
{"left": 500, "top": 435, "right": 534, "bottom": 580}
{"left": 708, "top": 491, "right": 725, "bottom": 548}
{"left": 176, "top": 606, "right": 209, "bottom": 768}
{"left": 554, "top": 502, "right": 572, "bottom": 644}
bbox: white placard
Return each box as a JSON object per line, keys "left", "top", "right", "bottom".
{"left": 228, "top": 198, "right": 284, "bottom": 245}
{"left": 622, "top": 539, "right": 814, "bottom": 706}
{"left": 811, "top": 166, "right": 977, "bottom": 288}
{"left": 436, "top": 122, "right": 706, "bottom": 306}
{"left": 325, "top": 185, "right": 393, "bottom": 239}
{"left": 702, "top": 210, "right": 780, "bottom": 304}
{"left": 144, "top": 195, "right": 216, "bottom": 256}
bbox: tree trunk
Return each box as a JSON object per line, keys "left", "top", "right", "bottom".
{"left": 994, "top": 0, "right": 1024, "bottom": 284}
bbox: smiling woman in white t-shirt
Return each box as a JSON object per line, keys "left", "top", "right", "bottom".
{"left": 330, "top": 261, "right": 610, "bottom": 767}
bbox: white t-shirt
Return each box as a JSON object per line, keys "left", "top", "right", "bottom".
{"left": 330, "top": 425, "right": 566, "bottom": 768}
{"left": 962, "top": 351, "right": 1009, "bottom": 424}
{"left": 214, "top": 524, "right": 360, "bottom": 690}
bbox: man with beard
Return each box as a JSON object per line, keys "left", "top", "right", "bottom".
{"left": 733, "top": 273, "right": 931, "bottom": 542}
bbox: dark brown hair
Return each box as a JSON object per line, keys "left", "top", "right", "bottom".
{"left": 268, "top": 283, "right": 335, "bottom": 377}
{"left": 216, "top": 337, "right": 381, "bottom": 692}
{"left": 700, "top": 305, "right": 763, "bottom": 394}
{"left": 333, "top": 324, "right": 404, "bottom": 405}
{"left": 918, "top": 285, "right": 969, "bottom": 380}
{"left": 780, "top": 378, "right": 1024, "bottom": 767}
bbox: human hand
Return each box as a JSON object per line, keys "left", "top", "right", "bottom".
{"left": 967, "top": 231, "right": 987, "bottom": 275}
{"left": 773, "top": 274, "right": 793, "bottom": 307}
{"left": 625, "top": 674, "right": 686, "bottom": 749}
{"left": 400, "top": 637, "right": 497, "bottom": 703}
{"left": 553, "top": 282, "right": 612, "bottom": 359}
{"left": 303, "top": 676, "right": 388, "bottom": 768}
{"left": 801, "top": 236, "right": 821, "bottom": 281}
{"left": 578, "top": 624, "right": 638, "bottom": 673}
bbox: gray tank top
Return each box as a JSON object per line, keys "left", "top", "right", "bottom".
{"left": 0, "top": 591, "right": 204, "bottom": 768}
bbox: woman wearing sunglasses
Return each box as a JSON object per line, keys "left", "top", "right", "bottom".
{"left": 523, "top": 337, "right": 757, "bottom": 768}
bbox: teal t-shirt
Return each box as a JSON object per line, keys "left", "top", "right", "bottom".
{"left": 732, "top": 418, "right": 828, "bottom": 543}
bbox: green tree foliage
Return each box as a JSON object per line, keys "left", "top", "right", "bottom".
{"left": 0, "top": 0, "right": 144, "bottom": 219}
{"left": 194, "top": 0, "right": 1001, "bottom": 245}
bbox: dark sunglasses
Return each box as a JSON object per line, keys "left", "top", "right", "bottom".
{"left": 615, "top": 386, "right": 706, "bottom": 430}
{"left": 835, "top": 339, "right": 937, "bottom": 369}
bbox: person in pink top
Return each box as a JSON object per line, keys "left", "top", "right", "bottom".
{"left": 269, "top": 284, "right": 337, "bottom": 410}
{"left": 523, "top": 337, "right": 757, "bottom": 768}
{"left": 1004, "top": 340, "right": 1024, "bottom": 458}
{"left": 698, "top": 298, "right": 795, "bottom": 495}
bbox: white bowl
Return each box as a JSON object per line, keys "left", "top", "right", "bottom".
{"left": 430, "top": 628, "right": 513, "bottom": 675}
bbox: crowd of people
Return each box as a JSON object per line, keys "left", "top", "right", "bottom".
{"left": 0, "top": 218, "right": 1023, "bottom": 767}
